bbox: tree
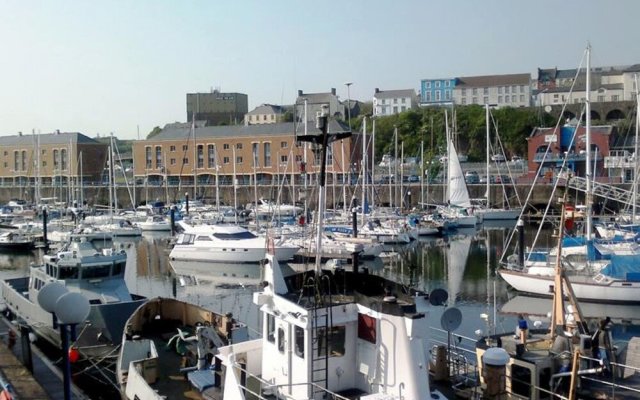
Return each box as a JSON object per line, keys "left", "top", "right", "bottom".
{"left": 147, "top": 126, "right": 162, "bottom": 139}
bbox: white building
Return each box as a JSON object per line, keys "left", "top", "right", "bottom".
{"left": 452, "top": 73, "right": 531, "bottom": 108}
{"left": 372, "top": 88, "right": 417, "bottom": 117}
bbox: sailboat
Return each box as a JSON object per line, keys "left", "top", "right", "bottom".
{"left": 440, "top": 136, "right": 478, "bottom": 227}
{"left": 474, "top": 104, "right": 522, "bottom": 221}
{"left": 499, "top": 45, "right": 640, "bottom": 303}
{"left": 446, "top": 235, "right": 471, "bottom": 305}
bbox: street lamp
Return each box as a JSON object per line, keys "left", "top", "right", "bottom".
{"left": 37, "top": 283, "right": 90, "bottom": 400}
{"left": 344, "top": 82, "right": 353, "bottom": 126}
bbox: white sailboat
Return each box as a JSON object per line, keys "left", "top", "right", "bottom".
{"left": 446, "top": 236, "right": 471, "bottom": 305}
{"left": 440, "top": 135, "right": 477, "bottom": 227}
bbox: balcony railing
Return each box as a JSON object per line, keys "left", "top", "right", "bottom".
{"left": 533, "top": 151, "right": 600, "bottom": 163}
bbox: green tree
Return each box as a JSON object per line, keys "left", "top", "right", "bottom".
{"left": 147, "top": 126, "right": 162, "bottom": 139}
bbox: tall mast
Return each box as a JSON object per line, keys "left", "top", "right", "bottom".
{"left": 420, "top": 141, "right": 424, "bottom": 208}
{"left": 361, "top": 117, "right": 367, "bottom": 223}
{"left": 192, "top": 113, "right": 197, "bottom": 200}
{"left": 633, "top": 74, "right": 639, "bottom": 220}
{"left": 486, "top": 104, "right": 491, "bottom": 208}
{"left": 371, "top": 119, "right": 376, "bottom": 211}
{"left": 585, "top": 44, "right": 592, "bottom": 241}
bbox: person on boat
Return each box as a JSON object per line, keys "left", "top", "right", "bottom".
{"left": 517, "top": 314, "right": 528, "bottom": 346}
{"left": 591, "top": 317, "right": 611, "bottom": 370}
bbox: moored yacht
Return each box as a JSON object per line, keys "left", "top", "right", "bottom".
{"left": 169, "top": 222, "right": 299, "bottom": 263}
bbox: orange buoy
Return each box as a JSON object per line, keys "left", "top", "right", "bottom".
{"left": 68, "top": 347, "right": 80, "bottom": 363}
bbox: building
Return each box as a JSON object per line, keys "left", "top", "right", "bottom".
{"left": 372, "top": 88, "right": 417, "bottom": 117}
{"left": 0, "top": 131, "right": 108, "bottom": 187}
{"left": 535, "top": 64, "right": 640, "bottom": 107}
{"left": 294, "top": 88, "right": 344, "bottom": 123}
{"left": 526, "top": 122, "right": 615, "bottom": 181}
{"left": 186, "top": 90, "right": 249, "bottom": 126}
{"left": 452, "top": 73, "right": 531, "bottom": 107}
{"left": 420, "top": 78, "right": 457, "bottom": 105}
{"left": 244, "top": 104, "right": 286, "bottom": 125}
{"left": 132, "top": 121, "right": 359, "bottom": 192}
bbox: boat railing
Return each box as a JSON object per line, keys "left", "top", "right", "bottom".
{"left": 580, "top": 355, "right": 640, "bottom": 397}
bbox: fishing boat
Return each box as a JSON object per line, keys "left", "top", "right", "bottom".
{"left": 169, "top": 222, "right": 299, "bottom": 263}
{"left": 0, "top": 232, "right": 147, "bottom": 359}
{"left": 116, "top": 297, "right": 249, "bottom": 400}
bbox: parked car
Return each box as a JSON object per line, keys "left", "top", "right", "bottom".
{"left": 403, "top": 175, "right": 420, "bottom": 183}
{"left": 491, "top": 154, "right": 506, "bottom": 162}
{"left": 465, "top": 171, "right": 479, "bottom": 184}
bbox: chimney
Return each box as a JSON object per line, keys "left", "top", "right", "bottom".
{"left": 375, "top": 88, "right": 380, "bottom": 94}
{"left": 298, "top": 90, "right": 303, "bottom": 97}
{"left": 56, "top": 129, "right": 60, "bottom": 134}
{"left": 331, "top": 88, "right": 336, "bottom": 95}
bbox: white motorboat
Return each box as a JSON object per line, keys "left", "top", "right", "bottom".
{"left": 136, "top": 215, "right": 172, "bottom": 231}
{"left": 169, "top": 222, "right": 299, "bottom": 263}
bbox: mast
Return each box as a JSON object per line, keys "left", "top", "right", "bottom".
{"left": 394, "top": 125, "right": 398, "bottom": 207}
{"left": 633, "top": 74, "right": 639, "bottom": 220}
{"left": 585, "top": 43, "right": 592, "bottom": 241}
{"left": 192, "top": 113, "right": 197, "bottom": 201}
{"left": 486, "top": 104, "right": 491, "bottom": 208}
{"left": 420, "top": 141, "right": 424, "bottom": 208}
{"left": 444, "top": 110, "right": 450, "bottom": 203}
{"left": 371, "top": 119, "right": 376, "bottom": 211}
{"left": 361, "top": 117, "right": 367, "bottom": 223}
{"left": 232, "top": 145, "right": 238, "bottom": 225}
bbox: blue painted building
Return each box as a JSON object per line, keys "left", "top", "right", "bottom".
{"left": 420, "top": 78, "right": 457, "bottom": 105}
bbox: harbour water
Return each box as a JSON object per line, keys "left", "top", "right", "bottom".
{"left": 1, "top": 225, "right": 640, "bottom": 398}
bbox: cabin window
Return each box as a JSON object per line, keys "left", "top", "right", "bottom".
{"left": 213, "top": 231, "right": 257, "bottom": 240}
{"left": 358, "top": 314, "right": 377, "bottom": 344}
{"left": 317, "top": 326, "right": 346, "bottom": 357}
{"left": 510, "top": 364, "right": 532, "bottom": 398}
{"left": 113, "top": 261, "right": 124, "bottom": 276}
{"left": 277, "top": 327, "right": 285, "bottom": 353}
{"left": 294, "top": 326, "right": 304, "bottom": 358}
{"left": 58, "top": 266, "right": 79, "bottom": 280}
{"left": 82, "top": 264, "right": 111, "bottom": 279}
{"left": 196, "top": 235, "right": 212, "bottom": 241}
{"left": 267, "top": 314, "right": 275, "bottom": 343}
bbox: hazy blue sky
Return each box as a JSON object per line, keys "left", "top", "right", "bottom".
{"left": 1, "top": 1, "right": 638, "bottom": 139}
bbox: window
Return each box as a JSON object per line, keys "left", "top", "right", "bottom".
{"left": 170, "top": 145, "right": 176, "bottom": 152}
{"left": 317, "top": 326, "right": 345, "bottom": 357}
{"left": 271, "top": 114, "right": 275, "bottom": 121}
{"left": 445, "top": 80, "right": 450, "bottom": 87}
{"left": 236, "top": 143, "right": 242, "bottom": 150}
{"left": 294, "top": 326, "right": 304, "bottom": 358}
{"left": 13, "top": 151, "right": 19, "bottom": 171}
{"left": 208, "top": 144, "right": 216, "bottom": 168}
{"left": 461, "top": 88, "right": 467, "bottom": 95}
{"left": 263, "top": 115, "right": 267, "bottom": 121}
{"left": 281, "top": 141, "right": 288, "bottom": 148}
{"left": 182, "top": 145, "right": 188, "bottom": 151}
{"left": 155, "top": 146, "right": 162, "bottom": 169}
{"left": 512, "top": 95, "right": 517, "bottom": 103}
{"left": 267, "top": 314, "right": 275, "bottom": 343}
{"left": 505, "top": 86, "right": 510, "bottom": 94}
{"left": 60, "top": 149, "right": 66, "bottom": 170}
{"left": 483, "top": 88, "right": 489, "bottom": 95}
{"left": 252, "top": 143, "right": 259, "bottom": 167}
{"left": 145, "top": 147, "right": 152, "bottom": 169}
{"left": 277, "top": 327, "right": 285, "bottom": 353}
{"left": 183, "top": 157, "right": 189, "bottom": 165}
{"left": 461, "top": 98, "right": 467, "bottom": 105}
{"left": 393, "top": 106, "right": 398, "bottom": 113}
{"left": 498, "top": 87, "right": 503, "bottom": 94}
{"left": 223, "top": 143, "right": 230, "bottom": 150}
{"left": 612, "top": 95, "right": 620, "bottom": 101}
{"left": 483, "top": 96, "right": 489, "bottom": 104}
{"left": 358, "top": 314, "right": 376, "bottom": 344}
{"left": 505, "top": 96, "right": 510, "bottom": 103}
{"left": 170, "top": 158, "right": 176, "bottom": 165}
{"left": 445, "top": 90, "right": 451, "bottom": 100}
{"left": 393, "top": 98, "right": 398, "bottom": 104}
{"left": 425, "top": 82, "right": 431, "bottom": 89}
{"left": 597, "top": 95, "right": 605, "bottom": 102}
{"left": 472, "top": 97, "right": 477, "bottom": 104}
{"left": 520, "top": 95, "right": 525, "bottom": 102}
{"left": 236, "top": 156, "right": 243, "bottom": 164}
{"left": 520, "top": 85, "right": 525, "bottom": 93}
{"left": 401, "top": 106, "right": 406, "bottom": 112}
{"left": 512, "top": 85, "right": 517, "bottom": 93}
{"left": 435, "top": 81, "right": 441, "bottom": 88}
{"left": 435, "top": 90, "right": 441, "bottom": 101}
{"left": 223, "top": 156, "right": 230, "bottom": 164}
{"left": 472, "top": 88, "right": 478, "bottom": 95}
{"left": 263, "top": 143, "right": 271, "bottom": 167}
{"left": 425, "top": 92, "right": 431, "bottom": 102}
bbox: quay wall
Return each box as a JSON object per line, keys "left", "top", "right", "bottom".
{"left": 5, "top": 183, "right": 632, "bottom": 212}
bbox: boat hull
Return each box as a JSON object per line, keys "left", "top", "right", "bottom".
{"left": 169, "top": 244, "right": 299, "bottom": 263}
{"left": 499, "top": 269, "right": 640, "bottom": 304}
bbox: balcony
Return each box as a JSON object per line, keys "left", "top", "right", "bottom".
{"left": 532, "top": 151, "right": 600, "bottom": 163}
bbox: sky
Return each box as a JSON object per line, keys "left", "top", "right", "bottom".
{"left": 1, "top": 0, "right": 639, "bottom": 140}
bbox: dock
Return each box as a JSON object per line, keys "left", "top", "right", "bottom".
{"left": 0, "top": 316, "right": 90, "bottom": 400}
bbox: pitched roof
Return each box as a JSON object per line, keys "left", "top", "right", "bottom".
{"left": 145, "top": 121, "right": 351, "bottom": 142}
{"left": 0, "top": 132, "right": 100, "bottom": 146}
{"left": 456, "top": 73, "right": 530, "bottom": 87}
{"left": 624, "top": 64, "right": 640, "bottom": 73}
{"left": 373, "top": 89, "right": 416, "bottom": 99}
{"left": 246, "top": 104, "right": 285, "bottom": 115}
{"left": 295, "top": 92, "right": 338, "bottom": 105}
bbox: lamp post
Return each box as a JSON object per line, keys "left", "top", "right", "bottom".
{"left": 37, "top": 283, "right": 90, "bottom": 400}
